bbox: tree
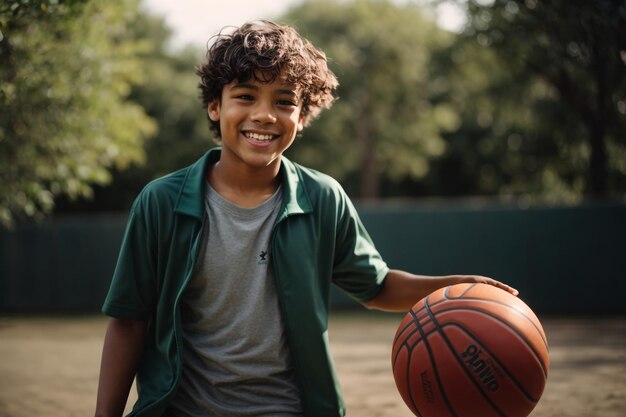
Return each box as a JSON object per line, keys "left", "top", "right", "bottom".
{"left": 54, "top": 10, "right": 211, "bottom": 213}
{"left": 412, "top": 34, "right": 533, "bottom": 198}
{"left": 460, "top": 0, "right": 626, "bottom": 200}
{"left": 0, "top": 0, "right": 156, "bottom": 226}
{"left": 408, "top": 21, "right": 578, "bottom": 202}
{"left": 281, "top": 0, "right": 457, "bottom": 199}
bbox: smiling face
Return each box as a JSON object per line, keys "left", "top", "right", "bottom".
{"left": 197, "top": 21, "right": 338, "bottom": 140}
{"left": 208, "top": 75, "right": 304, "bottom": 172}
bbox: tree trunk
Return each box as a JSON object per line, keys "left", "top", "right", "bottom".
{"left": 588, "top": 118, "right": 608, "bottom": 198}
{"left": 356, "top": 98, "right": 379, "bottom": 199}
{"left": 588, "top": 32, "right": 610, "bottom": 199}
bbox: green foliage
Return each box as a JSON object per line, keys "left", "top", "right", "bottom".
{"left": 0, "top": 0, "right": 156, "bottom": 226}
{"left": 119, "top": 10, "right": 209, "bottom": 188}
{"left": 12, "top": 0, "right": 621, "bottom": 216}
{"left": 459, "top": 0, "right": 626, "bottom": 201}
{"left": 282, "top": 0, "right": 455, "bottom": 198}
{"left": 281, "top": 0, "right": 625, "bottom": 202}
{"left": 59, "top": 11, "right": 210, "bottom": 212}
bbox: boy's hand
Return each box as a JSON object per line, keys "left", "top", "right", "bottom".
{"left": 366, "top": 270, "right": 519, "bottom": 312}
{"left": 456, "top": 275, "right": 519, "bottom": 296}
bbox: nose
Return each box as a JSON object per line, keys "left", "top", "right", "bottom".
{"left": 252, "top": 101, "right": 277, "bottom": 124}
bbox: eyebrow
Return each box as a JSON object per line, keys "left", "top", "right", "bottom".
{"left": 231, "top": 82, "right": 299, "bottom": 98}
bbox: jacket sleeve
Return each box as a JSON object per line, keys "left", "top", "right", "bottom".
{"left": 331, "top": 189, "right": 389, "bottom": 303}
{"left": 102, "top": 196, "right": 158, "bottom": 320}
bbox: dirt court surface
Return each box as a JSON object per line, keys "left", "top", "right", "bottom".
{"left": 0, "top": 312, "right": 624, "bottom": 417}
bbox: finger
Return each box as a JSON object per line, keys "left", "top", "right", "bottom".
{"left": 497, "top": 281, "right": 519, "bottom": 296}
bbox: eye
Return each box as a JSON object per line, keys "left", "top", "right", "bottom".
{"left": 277, "top": 99, "right": 298, "bottom": 107}
{"left": 235, "top": 94, "right": 254, "bottom": 101}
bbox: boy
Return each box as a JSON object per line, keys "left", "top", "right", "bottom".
{"left": 94, "top": 21, "right": 517, "bottom": 417}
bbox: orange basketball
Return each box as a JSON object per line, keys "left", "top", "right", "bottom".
{"left": 391, "top": 283, "right": 549, "bottom": 417}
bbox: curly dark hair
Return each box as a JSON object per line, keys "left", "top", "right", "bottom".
{"left": 196, "top": 20, "right": 338, "bottom": 138}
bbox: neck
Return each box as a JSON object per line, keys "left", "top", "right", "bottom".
{"left": 207, "top": 158, "right": 281, "bottom": 208}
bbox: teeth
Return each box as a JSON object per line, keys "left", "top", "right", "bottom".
{"left": 246, "top": 132, "right": 274, "bottom": 141}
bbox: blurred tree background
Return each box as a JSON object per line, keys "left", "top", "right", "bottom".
{"left": 0, "top": 0, "right": 157, "bottom": 225}
{"left": 284, "top": 0, "right": 626, "bottom": 202}
{"left": 456, "top": 0, "right": 626, "bottom": 203}
{"left": 1, "top": 0, "right": 624, "bottom": 226}
{"left": 283, "top": 0, "right": 455, "bottom": 199}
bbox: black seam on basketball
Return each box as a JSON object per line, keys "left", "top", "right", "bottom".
{"left": 393, "top": 307, "right": 429, "bottom": 347}
{"left": 446, "top": 295, "right": 549, "bottom": 353}
{"left": 400, "top": 296, "right": 453, "bottom": 330}
{"left": 391, "top": 331, "right": 424, "bottom": 417}
{"left": 459, "top": 283, "right": 479, "bottom": 298}
{"left": 393, "top": 322, "right": 415, "bottom": 347}
{"left": 439, "top": 321, "right": 541, "bottom": 404}
{"left": 404, "top": 353, "right": 424, "bottom": 417}
{"left": 418, "top": 295, "right": 455, "bottom": 313}
{"left": 393, "top": 301, "right": 443, "bottom": 347}
{"left": 393, "top": 326, "right": 421, "bottom": 367}
{"left": 432, "top": 283, "right": 549, "bottom": 350}
{"left": 422, "top": 298, "right": 461, "bottom": 417}
{"left": 432, "top": 303, "right": 548, "bottom": 378}
{"left": 443, "top": 284, "right": 548, "bottom": 356}
{"left": 441, "top": 283, "right": 478, "bottom": 300}
{"left": 392, "top": 305, "right": 431, "bottom": 414}
{"left": 404, "top": 308, "right": 427, "bottom": 417}
{"left": 425, "top": 299, "right": 508, "bottom": 417}
{"left": 404, "top": 325, "right": 446, "bottom": 351}
{"left": 432, "top": 289, "right": 549, "bottom": 358}
{"left": 393, "top": 313, "right": 448, "bottom": 366}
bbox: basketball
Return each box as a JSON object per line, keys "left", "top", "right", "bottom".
{"left": 391, "top": 283, "right": 549, "bottom": 417}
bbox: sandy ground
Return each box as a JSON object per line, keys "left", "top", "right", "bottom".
{"left": 0, "top": 312, "right": 624, "bottom": 417}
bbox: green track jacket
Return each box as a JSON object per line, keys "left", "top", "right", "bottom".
{"left": 103, "top": 148, "right": 389, "bottom": 416}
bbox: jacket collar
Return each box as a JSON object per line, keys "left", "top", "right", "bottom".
{"left": 279, "top": 153, "right": 313, "bottom": 218}
{"left": 174, "top": 148, "right": 312, "bottom": 219}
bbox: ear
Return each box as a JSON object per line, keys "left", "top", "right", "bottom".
{"left": 207, "top": 100, "right": 221, "bottom": 121}
{"left": 297, "top": 114, "right": 304, "bottom": 132}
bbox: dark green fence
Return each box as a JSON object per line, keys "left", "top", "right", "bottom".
{"left": 1, "top": 203, "right": 624, "bottom": 314}
{"left": 355, "top": 202, "right": 626, "bottom": 315}
{"left": 0, "top": 214, "right": 126, "bottom": 312}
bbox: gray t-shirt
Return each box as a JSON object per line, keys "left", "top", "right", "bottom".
{"left": 166, "top": 184, "right": 302, "bottom": 417}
